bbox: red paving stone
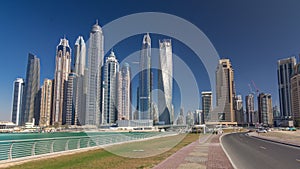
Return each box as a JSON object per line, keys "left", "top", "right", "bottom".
{"left": 154, "top": 134, "right": 234, "bottom": 169}
{"left": 207, "top": 135, "right": 233, "bottom": 169}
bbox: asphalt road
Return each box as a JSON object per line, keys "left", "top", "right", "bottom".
{"left": 221, "top": 132, "right": 300, "bottom": 169}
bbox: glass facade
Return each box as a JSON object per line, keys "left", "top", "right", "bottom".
{"left": 11, "top": 78, "right": 24, "bottom": 126}
{"left": 158, "top": 39, "right": 173, "bottom": 125}
{"left": 138, "top": 33, "right": 152, "bottom": 120}
{"left": 22, "top": 53, "right": 40, "bottom": 125}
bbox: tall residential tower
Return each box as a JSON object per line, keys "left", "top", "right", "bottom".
{"left": 138, "top": 33, "right": 152, "bottom": 120}
{"left": 102, "top": 51, "right": 119, "bottom": 125}
{"left": 215, "top": 59, "right": 235, "bottom": 122}
{"left": 52, "top": 38, "right": 71, "bottom": 125}
{"left": 11, "top": 78, "right": 24, "bottom": 126}
{"left": 22, "top": 53, "right": 40, "bottom": 125}
{"left": 86, "top": 21, "right": 104, "bottom": 126}
{"left": 277, "top": 57, "right": 296, "bottom": 119}
{"left": 158, "top": 39, "right": 173, "bottom": 125}
{"left": 117, "top": 63, "right": 131, "bottom": 121}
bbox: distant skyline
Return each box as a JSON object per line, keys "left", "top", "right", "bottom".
{"left": 2, "top": 0, "right": 300, "bottom": 121}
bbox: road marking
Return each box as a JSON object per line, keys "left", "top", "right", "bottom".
{"left": 259, "top": 146, "right": 267, "bottom": 150}
{"left": 296, "top": 159, "right": 300, "bottom": 162}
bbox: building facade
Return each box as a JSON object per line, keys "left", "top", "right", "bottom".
{"left": 277, "top": 57, "right": 296, "bottom": 119}
{"left": 245, "top": 94, "right": 255, "bottom": 124}
{"left": 102, "top": 51, "right": 119, "bottom": 125}
{"left": 158, "top": 39, "right": 173, "bottom": 125}
{"left": 117, "top": 63, "right": 131, "bottom": 121}
{"left": 234, "top": 95, "right": 244, "bottom": 125}
{"left": 73, "top": 36, "right": 87, "bottom": 125}
{"left": 86, "top": 21, "right": 104, "bottom": 126}
{"left": 22, "top": 53, "right": 40, "bottom": 125}
{"left": 52, "top": 38, "right": 71, "bottom": 125}
{"left": 201, "top": 91, "right": 212, "bottom": 123}
{"left": 138, "top": 33, "right": 152, "bottom": 120}
{"left": 11, "top": 78, "right": 24, "bottom": 126}
{"left": 291, "top": 63, "right": 300, "bottom": 126}
{"left": 39, "top": 79, "right": 53, "bottom": 127}
{"left": 64, "top": 72, "right": 77, "bottom": 125}
{"left": 257, "top": 93, "right": 273, "bottom": 126}
{"left": 215, "top": 59, "right": 235, "bottom": 122}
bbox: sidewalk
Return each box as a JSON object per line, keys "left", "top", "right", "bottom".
{"left": 153, "top": 134, "right": 233, "bottom": 169}
{"left": 248, "top": 132, "right": 300, "bottom": 147}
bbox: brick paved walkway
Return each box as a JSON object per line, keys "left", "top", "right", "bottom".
{"left": 154, "top": 134, "right": 233, "bottom": 169}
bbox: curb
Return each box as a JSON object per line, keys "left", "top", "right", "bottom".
{"left": 219, "top": 134, "right": 237, "bottom": 169}
{"left": 249, "top": 135, "right": 300, "bottom": 149}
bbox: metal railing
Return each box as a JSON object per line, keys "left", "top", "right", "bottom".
{"left": 0, "top": 132, "right": 176, "bottom": 162}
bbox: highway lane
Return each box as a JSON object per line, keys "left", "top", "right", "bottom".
{"left": 221, "top": 132, "right": 300, "bottom": 169}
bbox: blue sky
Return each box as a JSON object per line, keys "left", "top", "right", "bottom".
{"left": 1, "top": 0, "right": 300, "bottom": 121}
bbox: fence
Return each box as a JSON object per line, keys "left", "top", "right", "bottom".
{"left": 0, "top": 132, "right": 176, "bottom": 162}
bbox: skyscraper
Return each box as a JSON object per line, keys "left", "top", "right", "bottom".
{"left": 258, "top": 93, "right": 273, "bottom": 126}
{"left": 52, "top": 38, "right": 71, "bottom": 125}
{"left": 22, "top": 53, "right": 40, "bottom": 125}
{"left": 86, "top": 21, "right": 104, "bottom": 126}
{"left": 11, "top": 78, "right": 24, "bottom": 126}
{"left": 201, "top": 91, "right": 212, "bottom": 123}
{"left": 117, "top": 63, "right": 131, "bottom": 120}
{"left": 138, "top": 33, "right": 152, "bottom": 120}
{"left": 215, "top": 59, "right": 235, "bottom": 122}
{"left": 74, "top": 36, "right": 86, "bottom": 125}
{"left": 277, "top": 57, "right": 296, "bottom": 119}
{"left": 102, "top": 51, "right": 119, "bottom": 125}
{"left": 64, "top": 72, "right": 77, "bottom": 125}
{"left": 291, "top": 63, "right": 300, "bottom": 126}
{"left": 158, "top": 39, "right": 173, "bottom": 125}
{"left": 39, "top": 79, "right": 53, "bottom": 127}
{"left": 234, "top": 95, "right": 244, "bottom": 125}
{"left": 245, "top": 94, "right": 254, "bottom": 124}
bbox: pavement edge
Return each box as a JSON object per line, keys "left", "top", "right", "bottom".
{"left": 219, "top": 133, "right": 237, "bottom": 169}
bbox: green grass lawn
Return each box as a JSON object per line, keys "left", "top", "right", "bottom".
{"left": 5, "top": 133, "right": 200, "bottom": 169}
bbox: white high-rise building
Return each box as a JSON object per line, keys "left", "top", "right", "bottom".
{"left": 158, "top": 39, "right": 173, "bottom": 125}
{"left": 52, "top": 38, "right": 71, "bottom": 125}
{"left": 74, "top": 36, "right": 86, "bottom": 125}
{"left": 102, "top": 51, "right": 119, "bottom": 125}
{"left": 245, "top": 94, "right": 254, "bottom": 124}
{"left": 86, "top": 21, "right": 104, "bottom": 126}
{"left": 117, "top": 63, "right": 131, "bottom": 120}
{"left": 11, "top": 78, "right": 24, "bottom": 126}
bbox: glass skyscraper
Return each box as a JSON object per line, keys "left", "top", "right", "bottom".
{"left": 52, "top": 38, "right": 71, "bottom": 125}
{"left": 86, "top": 21, "right": 104, "bottom": 126}
{"left": 102, "top": 51, "right": 119, "bottom": 125}
{"left": 245, "top": 94, "right": 254, "bottom": 124}
{"left": 138, "top": 33, "right": 152, "bottom": 120}
{"left": 22, "top": 53, "right": 40, "bottom": 125}
{"left": 158, "top": 39, "right": 173, "bottom": 125}
{"left": 277, "top": 57, "right": 296, "bottom": 119}
{"left": 11, "top": 78, "right": 24, "bottom": 126}
{"left": 201, "top": 91, "right": 212, "bottom": 123}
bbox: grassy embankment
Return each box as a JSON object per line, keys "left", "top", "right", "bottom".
{"left": 6, "top": 133, "right": 200, "bottom": 169}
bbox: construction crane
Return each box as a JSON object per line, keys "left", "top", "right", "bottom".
{"left": 251, "top": 80, "right": 260, "bottom": 96}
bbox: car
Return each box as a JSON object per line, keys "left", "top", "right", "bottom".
{"left": 288, "top": 127, "right": 297, "bottom": 131}
{"left": 256, "top": 129, "right": 267, "bottom": 133}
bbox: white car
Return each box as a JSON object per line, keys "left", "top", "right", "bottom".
{"left": 256, "top": 129, "right": 267, "bottom": 133}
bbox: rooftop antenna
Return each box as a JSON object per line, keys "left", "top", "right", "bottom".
{"left": 96, "top": 19, "right": 98, "bottom": 25}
